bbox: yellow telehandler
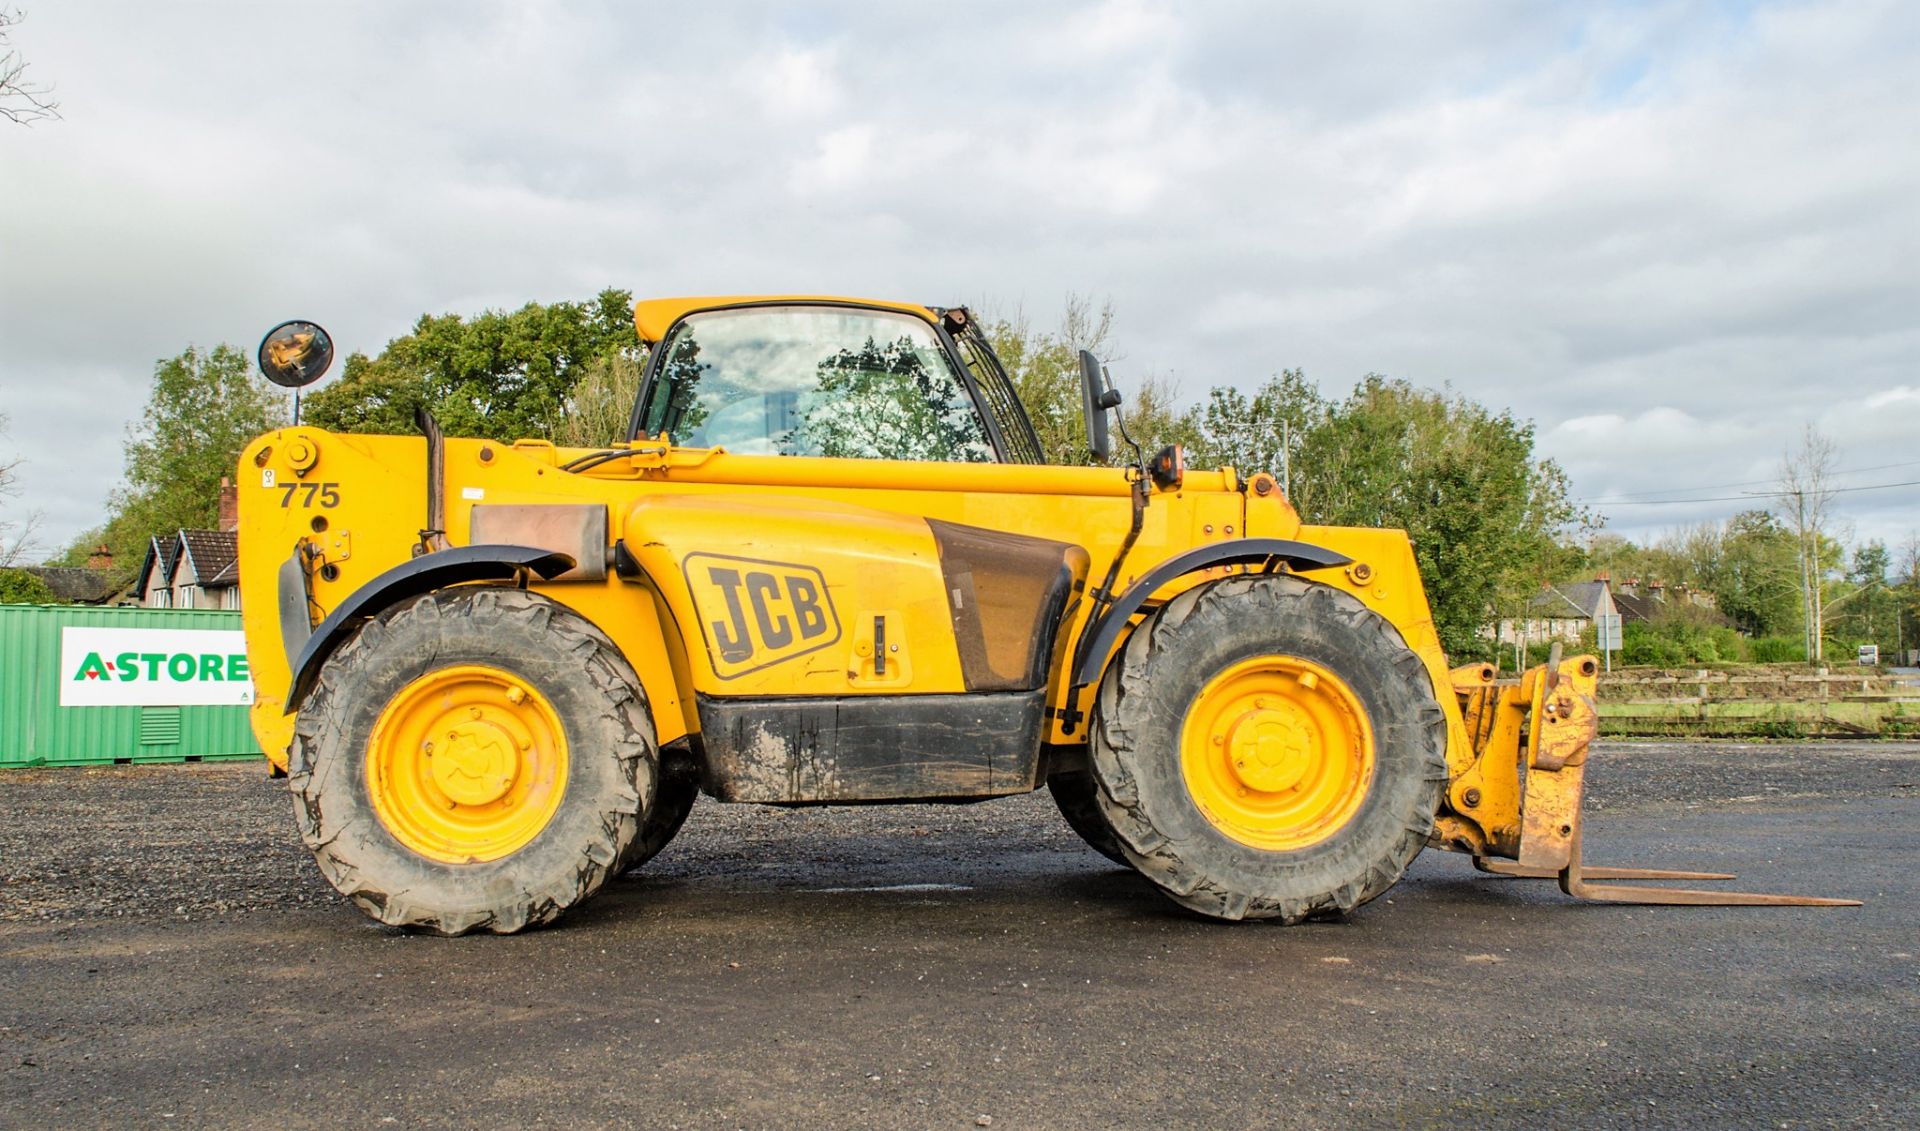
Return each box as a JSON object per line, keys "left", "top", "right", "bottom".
{"left": 238, "top": 297, "right": 1854, "bottom": 933}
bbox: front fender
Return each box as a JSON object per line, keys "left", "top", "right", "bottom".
{"left": 1068, "top": 538, "right": 1350, "bottom": 688}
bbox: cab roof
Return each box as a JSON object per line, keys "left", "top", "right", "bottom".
{"left": 631, "top": 295, "right": 941, "bottom": 344}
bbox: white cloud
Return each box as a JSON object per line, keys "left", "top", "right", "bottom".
{"left": 2, "top": 1, "right": 1916, "bottom": 554}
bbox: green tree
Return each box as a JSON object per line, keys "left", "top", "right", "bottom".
{"left": 1828, "top": 540, "right": 1898, "bottom": 650}
{"left": 979, "top": 295, "right": 1116, "bottom": 464}
{"left": 1188, "top": 368, "right": 1324, "bottom": 491}
{"left": 1895, "top": 535, "right": 1920, "bottom": 661}
{"left": 0, "top": 567, "right": 57, "bottom": 604}
{"left": 1698, "top": 510, "right": 1803, "bottom": 638}
{"left": 306, "top": 288, "right": 638, "bottom": 442}
{"left": 800, "top": 336, "right": 994, "bottom": 462}
{"left": 67, "top": 344, "right": 288, "bottom": 570}
{"left": 555, "top": 353, "right": 645, "bottom": 448}
{"left": 1116, "top": 374, "right": 1203, "bottom": 458}
{"left": 1281, "top": 377, "right": 1582, "bottom": 657}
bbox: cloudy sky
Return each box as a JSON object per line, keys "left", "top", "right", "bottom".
{"left": 2, "top": 0, "right": 1916, "bottom": 557}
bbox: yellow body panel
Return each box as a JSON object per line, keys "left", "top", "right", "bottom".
{"left": 623, "top": 494, "right": 968, "bottom": 695}
{"left": 236, "top": 424, "right": 1468, "bottom": 777}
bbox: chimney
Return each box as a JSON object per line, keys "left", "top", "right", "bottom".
{"left": 1649, "top": 579, "right": 1666, "bottom": 601}
{"left": 218, "top": 477, "right": 238, "bottom": 533}
{"left": 86, "top": 544, "right": 113, "bottom": 571}
{"left": 1594, "top": 569, "right": 1610, "bottom": 584}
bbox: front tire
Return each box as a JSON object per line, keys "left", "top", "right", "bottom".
{"left": 290, "top": 587, "right": 657, "bottom": 935}
{"left": 1088, "top": 575, "right": 1447, "bottom": 922}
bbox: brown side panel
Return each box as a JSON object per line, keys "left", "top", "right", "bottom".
{"left": 927, "top": 519, "right": 1088, "bottom": 692}
{"left": 696, "top": 691, "right": 1047, "bottom": 803}
{"left": 469, "top": 504, "right": 608, "bottom": 581}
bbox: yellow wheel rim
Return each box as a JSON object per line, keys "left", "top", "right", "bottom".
{"left": 365, "top": 664, "right": 569, "bottom": 864}
{"left": 1180, "top": 656, "right": 1375, "bottom": 851}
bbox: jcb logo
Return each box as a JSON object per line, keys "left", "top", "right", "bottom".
{"left": 683, "top": 553, "right": 841, "bottom": 679}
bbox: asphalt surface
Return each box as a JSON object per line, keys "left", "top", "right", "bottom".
{"left": 2, "top": 741, "right": 1916, "bottom": 1129}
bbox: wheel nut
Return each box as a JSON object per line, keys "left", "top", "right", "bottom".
{"left": 469, "top": 706, "right": 482, "bottom": 720}
{"left": 506, "top": 686, "right": 526, "bottom": 705}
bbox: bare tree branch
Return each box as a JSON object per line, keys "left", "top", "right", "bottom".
{"left": 1, "top": 7, "right": 61, "bottom": 126}
{"left": 1775, "top": 424, "right": 1838, "bottom": 663}
{"left": 1, "top": 410, "right": 47, "bottom": 566}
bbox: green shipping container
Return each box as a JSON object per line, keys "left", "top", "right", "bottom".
{"left": 0, "top": 604, "right": 263, "bottom": 768}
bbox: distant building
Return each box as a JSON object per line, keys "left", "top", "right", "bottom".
{"left": 130, "top": 479, "right": 242, "bottom": 610}
{"left": 1495, "top": 575, "right": 1620, "bottom": 648}
{"left": 14, "top": 545, "right": 123, "bottom": 605}
{"left": 1612, "top": 577, "right": 1720, "bottom": 624}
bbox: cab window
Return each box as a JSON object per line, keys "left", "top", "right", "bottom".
{"left": 636, "top": 306, "right": 995, "bottom": 462}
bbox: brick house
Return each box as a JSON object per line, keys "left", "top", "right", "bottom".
{"left": 130, "top": 479, "right": 243, "bottom": 610}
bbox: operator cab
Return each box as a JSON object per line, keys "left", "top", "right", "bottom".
{"left": 627, "top": 299, "right": 1045, "bottom": 463}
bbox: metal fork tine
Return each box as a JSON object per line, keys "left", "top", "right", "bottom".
{"left": 1560, "top": 877, "right": 1862, "bottom": 907}
{"left": 1556, "top": 826, "right": 1859, "bottom": 907}
{"left": 1474, "top": 857, "right": 1735, "bottom": 882}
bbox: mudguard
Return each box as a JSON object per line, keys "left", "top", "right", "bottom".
{"left": 1068, "top": 537, "right": 1350, "bottom": 688}
{"left": 282, "top": 544, "right": 575, "bottom": 714}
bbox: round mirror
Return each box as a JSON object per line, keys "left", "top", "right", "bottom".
{"left": 257, "top": 320, "right": 335, "bottom": 388}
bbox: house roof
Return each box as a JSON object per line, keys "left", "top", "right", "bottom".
{"left": 1614, "top": 590, "right": 1659, "bottom": 625}
{"left": 132, "top": 535, "right": 176, "bottom": 597}
{"left": 15, "top": 566, "right": 119, "bottom": 604}
{"left": 132, "top": 529, "right": 240, "bottom": 594}
{"left": 176, "top": 529, "right": 239, "bottom": 588}
{"left": 1528, "top": 580, "right": 1613, "bottom": 620}
{"left": 1613, "top": 588, "right": 1733, "bottom": 629}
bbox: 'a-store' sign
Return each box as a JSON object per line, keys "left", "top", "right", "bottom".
{"left": 59, "top": 627, "right": 254, "bottom": 707}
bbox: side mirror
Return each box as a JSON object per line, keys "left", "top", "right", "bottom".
{"left": 1079, "top": 349, "right": 1121, "bottom": 463}
{"left": 257, "top": 320, "right": 335, "bottom": 389}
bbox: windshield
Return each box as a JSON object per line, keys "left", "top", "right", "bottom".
{"left": 635, "top": 306, "right": 995, "bottom": 462}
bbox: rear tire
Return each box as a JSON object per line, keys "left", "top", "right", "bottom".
{"left": 1047, "top": 769, "right": 1129, "bottom": 866}
{"left": 1088, "top": 575, "right": 1447, "bottom": 922}
{"left": 290, "top": 587, "right": 657, "bottom": 935}
{"left": 617, "top": 759, "right": 697, "bottom": 874}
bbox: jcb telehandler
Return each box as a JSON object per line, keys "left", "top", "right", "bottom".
{"left": 238, "top": 297, "right": 1853, "bottom": 933}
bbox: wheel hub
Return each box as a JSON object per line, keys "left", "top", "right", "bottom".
{"left": 432, "top": 716, "right": 521, "bottom": 806}
{"left": 1223, "top": 702, "right": 1316, "bottom": 794}
{"left": 1180, "top": 655, "right": 1376, "bottom": 851}
{"left": 365, "top": 665, "right": 569, "bottom": 864}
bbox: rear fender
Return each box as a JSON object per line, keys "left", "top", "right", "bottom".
{"left": 282, "top": 544, "right": 575, "bottom": 714}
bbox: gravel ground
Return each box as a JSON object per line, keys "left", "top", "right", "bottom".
{"left": 2, "top": 741, "right": 1916, "bottom": 1128}
{"left": 5, "top": 741, "right": 1913, "bottom": 926}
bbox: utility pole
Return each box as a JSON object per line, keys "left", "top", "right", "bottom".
{"left": 1280, "top": 418, "right": 1292, "bottom": 500}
